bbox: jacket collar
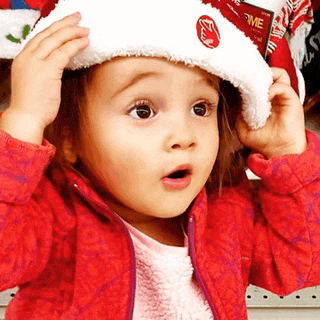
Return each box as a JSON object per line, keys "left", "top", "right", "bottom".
{"left": 51, "top": 165, "right": 209, "bottom": 230}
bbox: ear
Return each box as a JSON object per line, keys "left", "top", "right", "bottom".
{"left": 62, "top": 138, "right": 78, "bottom": 164}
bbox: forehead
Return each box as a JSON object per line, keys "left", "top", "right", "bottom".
{"left": 89, "top": 56, "right": 220, "bottom": 91}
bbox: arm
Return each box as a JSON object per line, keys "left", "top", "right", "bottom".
{"left": 0, "top": 12, "right": 89, "bottom": 291}
{"left": 0, "top": 127, "right": 55, "bottom": 291}
{"left": 236, "top": 68, "right": 320, "bottom": 294}
{"left": 248, "top": 129, "right": 320, "bottom": 295}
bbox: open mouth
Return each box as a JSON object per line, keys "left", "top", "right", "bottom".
{"left": 167, "top": 169, "right": 190, "bottom": 179}
{"left": 162, "top": 165, "right": 192, "bottom": 189}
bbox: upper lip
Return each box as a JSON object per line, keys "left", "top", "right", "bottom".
{"left": 163, "top": 164, "right": 193, "bottom": 178}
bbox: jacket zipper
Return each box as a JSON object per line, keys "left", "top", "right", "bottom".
{"left": 73, "top": 184, "right": 136, "bottom": 320}
{"left": 188, "top": 216, "right": 219, "bottom": 320}
{"left": 107, "top": 211, "right": 136, "bottom": 320}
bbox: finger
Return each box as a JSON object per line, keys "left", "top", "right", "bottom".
{"left": 46, "top": 36, "right": 89, "bottom": 70}
{"left": 32, "top": 25, "right": 89, "bottom": 59}
{"left": 271, "top": 67, "right": 291, "bottom": 86}
{"left": 269, "top": 82, "right": 299, "bottom": 108}
{"left": 24, "top": 12, "right": 82, "bottom": 51}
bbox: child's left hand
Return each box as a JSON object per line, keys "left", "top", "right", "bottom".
{"left": 236, "top": 67, "right": 307, "bottom": 159}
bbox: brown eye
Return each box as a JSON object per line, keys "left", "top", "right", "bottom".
{"left": 191, "top": 102, "right": 210, "bottom": 116}
{"left": 129, "top": 104, "right": 155, "bottom": 119}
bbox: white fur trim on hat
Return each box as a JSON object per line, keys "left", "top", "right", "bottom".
{"left": 0, "top": 9, "right": 39, "bottom": 59}
{"left": 21, "top": 0, "right": 273, "bottom": 129}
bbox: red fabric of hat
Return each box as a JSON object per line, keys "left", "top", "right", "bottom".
{"left": 268, "top": 36, "right": 299, "bottom": 95}
{"left": 202, "top": 0, "right": 256, "bottom": 40}
{"left": 24, "top": 0, "right": 45, "bottom": 9}
{"left": 0, "top": 0, "right": 10, "bottom": 8}
{"left": 40, "top": 0, "right": 58, "bottom": 17}
{"left": 0, "top": 0, "right": 45, "bottom": 9}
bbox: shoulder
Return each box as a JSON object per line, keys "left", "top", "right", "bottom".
{"left": 206, "top": 175, "right": 257, "bottom": 229}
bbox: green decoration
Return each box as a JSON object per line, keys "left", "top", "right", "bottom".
{"left": 22, "top": 25, "right": 31, "bottom": 39}
{"left": 6, "top": 24, "right": 31, "bottom": 44}
{"left": 6, "top": 34, "right": 21, "bottom": 43}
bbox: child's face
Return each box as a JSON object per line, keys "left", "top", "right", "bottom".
{"left": 77, "top": 57, "right": 219, "bottom": 224}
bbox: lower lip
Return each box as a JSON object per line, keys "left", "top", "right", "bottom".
{"left": 161, "top": 174, "right": 191, "bottom": 189}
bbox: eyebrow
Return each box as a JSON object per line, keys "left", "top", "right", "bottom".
{"left": 111, "top": 71, "right": 219, "bottom": 100}
{"left": 197, "top": 76, "right": 220, "bottom": 91}
{"left": 111, "top": 72, "right": 160, "bottom": 99}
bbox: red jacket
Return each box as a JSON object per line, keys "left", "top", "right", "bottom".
{"left": 0, "top": 129, "right": 320, "bottom": 320}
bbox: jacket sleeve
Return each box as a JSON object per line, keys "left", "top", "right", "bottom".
{"left": 247, "top": 130, "right": 320, "bottom": 295}
{"left": 0, "top": 128, "right": 56, "bottom": 292}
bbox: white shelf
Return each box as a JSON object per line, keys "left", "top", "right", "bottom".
{"left": 1, "top": 286, "right": 319, "bottom": 320}
{"left": 246, "top": 285, "right": 320, "bottom": 308}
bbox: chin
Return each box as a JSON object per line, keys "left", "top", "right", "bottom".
{"left": 145, "top": 199, "right": 194, "bottom": 219}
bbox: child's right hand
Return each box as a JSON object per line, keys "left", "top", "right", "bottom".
{"left": 0, "top": 13, "right": 89, "bottom": 144}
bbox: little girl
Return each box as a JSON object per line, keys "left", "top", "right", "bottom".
{"left": 1, "top": 0, "right": 320, "bottom": 319}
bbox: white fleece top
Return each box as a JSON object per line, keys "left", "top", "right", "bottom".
{"left": 122, "top": 219, "right": 214, "bottom": 320}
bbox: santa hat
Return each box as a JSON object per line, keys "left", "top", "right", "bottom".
{"left": 1, "top": 0, "right": 274, "bottom": 129}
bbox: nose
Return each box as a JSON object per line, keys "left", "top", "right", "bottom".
{"left": 164, "top": 116, "right": 197, "bottom": 152}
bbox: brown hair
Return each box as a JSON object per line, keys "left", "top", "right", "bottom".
{"left": 207, "top": 80, "right": 248, "bottom": 191}
{"left": 0, "top": 59, "right": 12, "bottom": 108}
{"left": 44, "top": 64, "right": 247, "bottom": 192}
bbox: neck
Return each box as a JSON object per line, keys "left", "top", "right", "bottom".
{"left": 128, "top": 215, "right": 186, "bottom": 247}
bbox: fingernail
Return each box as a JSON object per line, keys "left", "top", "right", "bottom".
{"left": 73, "top": 12, "right": 81, "bottom": 18}
{"left": 81, "top": 28, "right": 89, "bottom": 35}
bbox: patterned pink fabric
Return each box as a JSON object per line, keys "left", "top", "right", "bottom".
{"left": 0, "top": 128, "right": 320, "bottom": 320}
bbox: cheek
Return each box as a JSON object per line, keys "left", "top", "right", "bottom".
{"left": 198, "top": 124, "right": 219, "bottom": 176}
{"left": 91, "top": 128, "right": 154, "bottom": 191}
{"left": 201, "top": 119, "right": 219, "bottom": 155}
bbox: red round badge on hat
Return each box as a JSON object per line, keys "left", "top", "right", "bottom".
{"left": 196, "top": 15, "right": 220, "bottom": 49}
